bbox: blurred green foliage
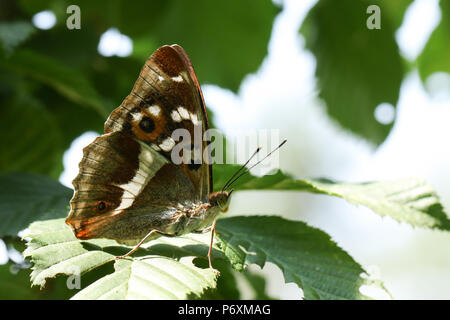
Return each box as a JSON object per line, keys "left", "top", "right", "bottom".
{"left": 417, "top": 0, "right": 450, "bottom": 82}
{"left": 0, "top": 0, "right": 448, "bottom": 300}
{"left": 300, "top": 0, "right": 449, "bottom": 145}
{"left": 301, "top": 0, "right": 407, "bottom": 145}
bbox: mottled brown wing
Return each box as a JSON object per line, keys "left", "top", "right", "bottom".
{"left": 104, "top": 44, "right": 212, "bottom": 202}
{"left": 66, "top": 131, "right": 198, "bottom": 244}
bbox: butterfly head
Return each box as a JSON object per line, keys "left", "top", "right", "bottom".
{"left": 209, "top": 189, "right": 233, "bottom": 213}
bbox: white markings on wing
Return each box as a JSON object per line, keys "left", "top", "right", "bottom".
{"left": 171, "top": 110, "right": 182, "bottom": 122}
{"left": 151, "top": 144, "right": 161, "bottom": 151}
{"left": 180, "top": 71, "right": 191, "bottom": 85}
{"left": 109, "top": 117, "right": 125, "bottom": 131}
{"left": 159, "top": 136, "right": 176, "bottom": 152}
{"left": 147, "top": 105, "right": 161, "bottom": 117}
{"left": 113, "top": 142, "right": 167, "bottom": 215}
{"left": 177, "top": 106, "right": 190, "bottom": 120}
{"left": 132, "top": 112, "right": 143, "bottom": 122}
{"left": 174, "top": 107, "right": 200, "bottom": 126}
{"left": 171, "top": 75, "right": 183, "bottom": 82}
{"left": 115, "top": 195, "right": 134, "bottom": 211}
{"left": 190, "top": 113, "right": 199, "bottom": 125}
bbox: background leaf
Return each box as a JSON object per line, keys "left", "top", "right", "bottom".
{"left": 0, "top": 262, "right": 75, "bottom": 299}
{"left": 0, "top": 21, "right": 35, "bottom": 55}
{"left": 2, "top": 49, "right": 108, "bottom": 117}
{"left": 0, "top": 173, "right": 72, "bottom": 237}
{"left": 417, "top": 0, "right": 450, "bottom": 83}
{"left": 304, "top": 178, "right": 450, "bottom": 230}
{"left": 241, "top": 270, "right": 276, "bottom": 300}
{"left": 148, "top": 0, "right": 280, "bottom": 91}
{"left": 0, "top": 100, "right": 63, "bottom": 177}
{"left": 213, "top": 165, "right": 450, "bottom": 230}
{"left": 378, "top": 0, "right": 413, "bottom": 30}
{"left": 300, "top": 0, "right": 405, "bottom": 145}
{"left": 216, "top": 215, "right": 374, "bottom": 300}
{"left": 0, "top": 76, "right": 104, "bottom": 178}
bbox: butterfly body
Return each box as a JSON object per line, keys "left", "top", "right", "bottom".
{"left": 66, "top": 45, "right": 231, "bottom": 256}
{"left": 70, "top": 192, "right": 227, "bottom": 247}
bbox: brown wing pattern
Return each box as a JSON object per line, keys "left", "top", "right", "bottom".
{"left": 104, "top": 45, "right": 211, "bottom": 201}
{"left": 66, "top": 131, "right": 198, "bottom": 243}
{"left": 67, "top": 132, "right": 162, "bottom": 238}
{"left": 67, "top": 45, "right": 212, "bottom": 241}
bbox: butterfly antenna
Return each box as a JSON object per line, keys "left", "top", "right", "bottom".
{"left": 225, "top": 139, "right": 287, "bottom": 190}
{"left": 222, "top": 146, "right": 262, "bottom": 192}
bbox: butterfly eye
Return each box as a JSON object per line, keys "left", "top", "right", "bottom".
{"left": 97, "top": 201, "right": 107, "bottom": 211}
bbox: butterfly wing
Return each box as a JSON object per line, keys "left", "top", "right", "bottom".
{"left": 104, "top": 44, "right": 212, "bottom": 201}
{"left": 66, "top": 45, "right": 212, "bottom": 243}
{"left": 67, "top": 131, "right": 200, "bottom": 243}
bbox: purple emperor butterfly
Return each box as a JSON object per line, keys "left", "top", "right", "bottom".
{"left": 66, "top": 44, "right": 230, "bottom": 269}
{"left": 66, "top": 44, "right": 285, "bottom": 269}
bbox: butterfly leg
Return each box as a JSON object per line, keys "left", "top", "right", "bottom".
{"left": 115, "top": 229, "right": 174, "bottom": 260}
{"left": 207, "top": 219, "right": 219, "bottom": 273}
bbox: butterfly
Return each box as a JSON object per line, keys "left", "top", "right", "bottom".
{"left": 66, "top": 44, "right": 285, "bottom": 270}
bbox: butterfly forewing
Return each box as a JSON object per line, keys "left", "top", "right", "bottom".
{"left": 67, "top": 45, "right": 212, "bottom": 242}
{"left": 104, "top": 45, "right": 211, "bottom": 201}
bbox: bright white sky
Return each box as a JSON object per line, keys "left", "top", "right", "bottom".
{"left": 3, "top": 0, "right": 449, "bottom": 299}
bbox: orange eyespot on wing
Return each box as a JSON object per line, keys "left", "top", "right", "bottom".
{"left": 66, "top": 214, "right": 112, "bottom": 240}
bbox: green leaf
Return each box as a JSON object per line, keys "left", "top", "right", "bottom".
{"left": 150, "top": 0, "right": 280, "bottom": 91}
{"left": 0, "top": 173, "right": 72, "bottom": 237}
{"left": 417, "top": 0, "right": 450, "bottom": 82}
{"left": 241, "top": 270, "right": 275, "bottom": 300}
{"left": 216, "top": 216, "right": 374, "bottom": 300}
{"left": 1, "top": 49, "right": 108, "bottom": 117}
{"left": 379, "top": 0, "right": 413, "bottom": 30}
{"left": 0, "top": 21, "right": 35, "bottom": 55}
{"left": 24, "top": 216, "right": 375, "bottom": 300}
{"left": 213, "top": 165, "right": 450, "bottom": 230}
{"left": 23, "top": 218, "right": 218, "bottom": 299}
{"left": 302, "top": 178, "right": 450, "bottom": 230}
{"left": 201, "top": 259, "right": 242, "bottom": 299}
{"left": 72, "top": 257, "right": 216, "bottom": 300}
{"left": 0, "top": 100, "right": 64, "bottom": 177}
{"left": 300, "top": 0, "right": 405, "bottom": 145}
{"left": 0, "top": 80, "right": 103, "bottom": 178}
{"left": 0, "top": 262, "right": 76, "bottom": 300}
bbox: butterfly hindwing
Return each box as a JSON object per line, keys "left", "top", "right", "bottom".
{"left": 66, "top": 131, "right": 198, "bottom": 243}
